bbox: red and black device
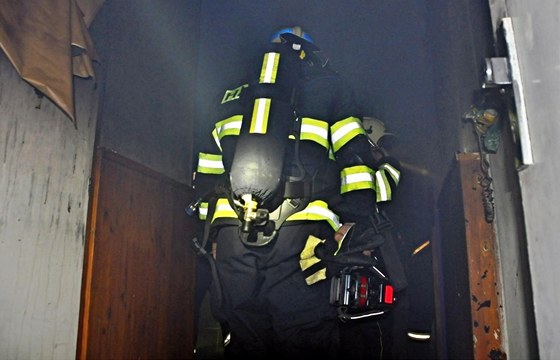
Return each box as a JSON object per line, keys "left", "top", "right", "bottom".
{"left": 330, "top": 265, "right": 396, "bottom": 321}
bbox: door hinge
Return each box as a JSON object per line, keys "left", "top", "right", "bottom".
{"left": 482, "top": 17, "right": 533, "bottom": 169}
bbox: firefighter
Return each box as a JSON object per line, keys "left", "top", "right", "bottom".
{"left": 192, "top": 26, "right": 405, "bottom": 359}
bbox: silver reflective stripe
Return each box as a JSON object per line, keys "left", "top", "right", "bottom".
{"left": 259, "top": 52, "right": 280, "bottom": 84}
{"left": 346, "top": 173, "right": 374, "bottom": 182}
{"left": 340, "top": 165, "right": 375, "bottom": 193}
{"left": 213, "top": 115, "right": 243, "bottom": 150}
{"left": 197, "top": 153, "right": 225, "bottom": 174}
{"left": 343, "top": 172, "right": 375, "bottom": 188}
{"left": 379, "top": 163, "right": 401, "bottom": 184}
{"left": 212, "top": 198, "right": 237, "bottom": 221}
{"left": 375, "top": 170, "right": 390, "bottom": 202}
{"left": 207, "top": 198, "right": 343, "bottom": 232}
{"left": 198, "top": 202, "right": 208, "bottom": 220}
{"left": 300, "top": 118, "right": 329, "bottom": 149}
{"left": 287, "top": 200, "right": 342, "bottom": 231}
{"left": 250, "top": 98, "right": 271, "bottom": 134}
{"left": 330, "top": 117, "right": 365, "bottom": 152}
{"left": 407, "top": 332, "right": 431, "bottom": 341}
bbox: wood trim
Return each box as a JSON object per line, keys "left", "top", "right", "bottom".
{"left": 76, "top": 147, "right": 103, "bottom": 360}
{"left": 96, "top": 149, "right": 192, "bottom": 191}
{"left": 457, "top": 152, "right": 505, "bottom": 359}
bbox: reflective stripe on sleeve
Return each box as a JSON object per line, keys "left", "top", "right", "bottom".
{"left": 330, "top": 116, "right": 366, "bottom": 153}
{"left": 340, "top": 165, "right": 375, "bottom": 193}
{"left": 287, "top": 200, "right": 342, "bottom": 231}
{"left": 379, "top": 163, "right": 401, "bottom": 185}
{"left": 197, "top": 153, "right": 225, "bottom": 174}
{"left": 300, "top": 117, "right": 329, "bottom": 149}
{"left": 198, "top": 202, "right": 209, "bottom": 221}
{"left": 375, "top": 163, "right": 401, "bottom": 202}
{"left": 259, "top": 52, "right": 280, "bottom": 84}
{"left": 375, "top": 170, "right": 392, "bottom": 202}
{"left": 212, "top": 115, "right": 242, "bottom": 150}
{"left": 250, "top": 98, "right": 271, "bottom": 134}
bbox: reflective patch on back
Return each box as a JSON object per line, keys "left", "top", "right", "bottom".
{"left": 221, "top": 84, "right": 248, "bottom": 104}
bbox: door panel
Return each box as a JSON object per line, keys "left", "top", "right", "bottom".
{"left": 434, "top": 153, "right": 504, "bottom": 359}
{"left": 77, "top": 149, "right": 197, "bottom": 359}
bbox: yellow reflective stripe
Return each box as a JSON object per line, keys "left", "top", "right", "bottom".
{"left": 300, "top": 256, "right": 322, "bottom": 271}
{"left": 328, "top": 148, "right": 335, "bottom": 160}
{"left": 213, "top": 115, "right": 243, "bottom": 149}
{"left": 299, "top": 235, "right": 325, "bottom": 270}
{"left": 330, "top": 117, "right": 366, "bottom": 152}
{"left": 211, "top": 129, "right": 221, "bottom": 151}
{"left": 250, "top": 98, "right": 271, "bottom": 134}
{"left": 287, "top": 200, "right": 341, "bottom": 231}
{"left": 375, "top": 170, "right": 392, "bottom": 202}
{"left": 205, "top": 199, "right": 345, "bottom": 231}
{"left": 340, "top": 165, "right": 375, "bottom": 193}
{"left": 259, "top": 52, "right": 280, "bottom": 84}
{"left": 305, "top": 268, "right": 327, "bottom": 285}
{"left": 198, "top": 202, "right": 209, "bottom": 220}
{"left": 300, "top": 117, "right": 329, "bottom": 149}
{"left": 379, "top": 163, "right": 401, "bottom": 185}
{"left": 375, "top": 170, "right": 390, "bottom": 202}
{"left": 197, "top": 153, "right": 225, "bottom": 174}
{"left": 211, "top": 198, "right": 237, "bottom": 222}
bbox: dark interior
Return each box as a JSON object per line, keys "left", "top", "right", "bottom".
{"left": 88, "top": 1, "right": 507, "bottom": 358}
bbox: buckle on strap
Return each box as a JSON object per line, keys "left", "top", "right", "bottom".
{"left": 284, "top": 179, "right": 311, "bottom": 199}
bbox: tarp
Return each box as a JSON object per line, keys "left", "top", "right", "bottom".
{"left": 0, "top": 0, "right": 105, "bottom": 123}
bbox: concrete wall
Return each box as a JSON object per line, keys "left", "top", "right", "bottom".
{"left": 0, "top": 54, "right": 99, "bottom": 359}
{"left": 91, "top": 0, "right": 201, "bottom": 186}
{"left": 0, "top": 1, "right": 201, "bottom": 358}
{"left": 502, "top": 1, "right": 560, "bottom": 358}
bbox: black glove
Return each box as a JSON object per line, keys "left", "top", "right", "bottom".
{"left": 299, "top": 224, "right": 384, "bottom": 286}
{"left": 336, "top": 221, "right": 386, "bottom": 256}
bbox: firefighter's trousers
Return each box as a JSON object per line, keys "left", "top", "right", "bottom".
{"left": 212, "top": 222, "right": 340, "bottom": 359}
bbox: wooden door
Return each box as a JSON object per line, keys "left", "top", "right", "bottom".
{"left": 77, "top": 149, "right": 197, "bottom": 359}
{"left": 434, "top": 152, "right": 505, "bottom": 359}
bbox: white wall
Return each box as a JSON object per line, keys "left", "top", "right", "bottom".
{"left": 0, "top": 55, "right": 99, "bottom": 359}
{"left": 504, "top": 1, "right": 560, "bottom": 358}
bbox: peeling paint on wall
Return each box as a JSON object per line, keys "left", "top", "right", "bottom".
{"left": 0, "top": 54, "right": 99, "bottom": 359}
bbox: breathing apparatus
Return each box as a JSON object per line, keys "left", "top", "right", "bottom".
{"left": 224, "top": 26, "right": 320, "bottom": 246}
